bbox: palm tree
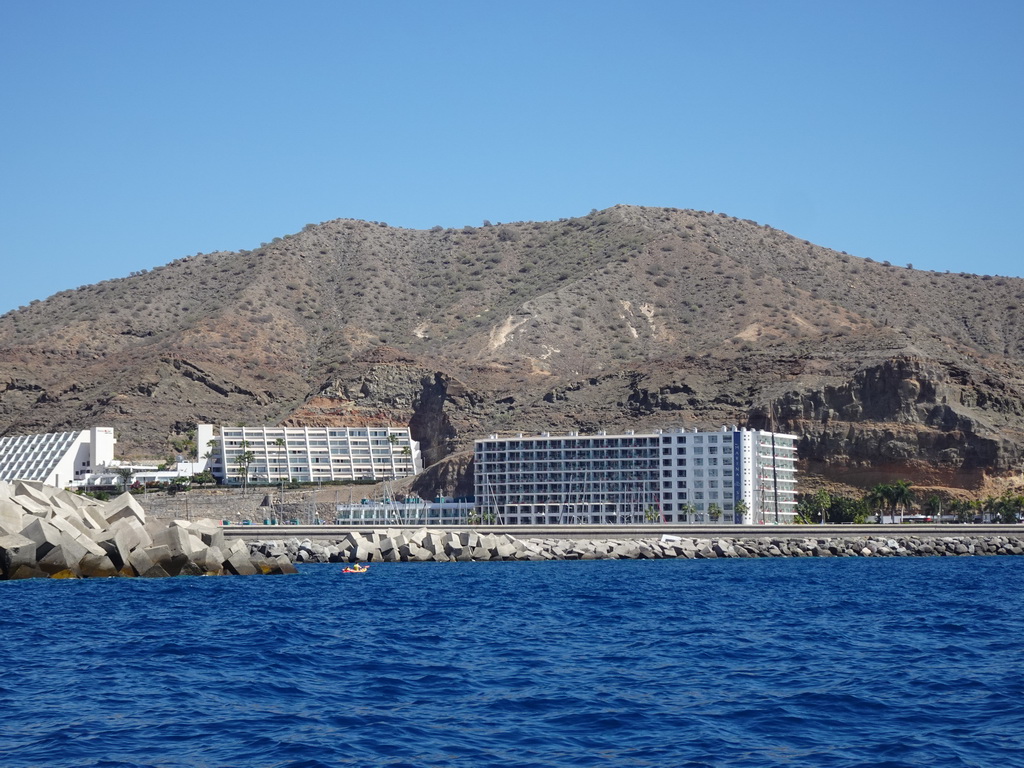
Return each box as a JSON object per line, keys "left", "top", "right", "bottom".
{"left": 950, "top": 499, "right": 974, "bottom": 523}
{"left": 997, "top": 491, "right": 1024, "bottom": 524}
{"left": 734, "top": 499, "right": 750, "bottom": 524}
{"left": 923, "top": 494, "right": 942, "bottom": 522}
{"left": 866, "top": 484, "right": 892, "bottom": 523}
{"left": 114, "top": 466, "right": 134, "bottom": 494}
{"left": 708, "top": 503, "right": 722, "bottom": 522}
{"left": 889, "top": 480, "right": 915, "bottom": 523}
{"left": 235, "top": 440, "right": 255, "bottom": 494}
{"left": 274, "top": 437, "right": 287, "bottom": 480}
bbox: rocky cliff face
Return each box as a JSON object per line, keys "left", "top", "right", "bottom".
{"left": 1, "top": 206, "right": 1022, "bottom": 497}
{"left": 773, "top": 358, "right": 1024, "bottom": 489}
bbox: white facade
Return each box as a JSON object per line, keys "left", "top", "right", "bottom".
{"left": 199, "top": 424, "right": 422, "bottom": 485}
{"left": 0, "top": 427, "right": 115, "bottom": 488}
{"left": 474, "top": 426, "right": 797, "bottom": 525}
{"left": 76, "top": 462, "right": 194, "bottom": 488}
{"left": 334, "top": 498, "right": 476, "bottom": 526}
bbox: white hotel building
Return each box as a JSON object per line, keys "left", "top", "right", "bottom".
{"left": 0, "top": 427, "right": 116, "bottom": 488}
{"left": 474, "top": 426, "right": 798, "bottom": 525}
{"left": 199, "top": 424, "right": 422, "bottom": 485}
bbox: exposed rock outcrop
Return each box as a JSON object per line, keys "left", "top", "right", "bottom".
{"left": 770, "top": 358, "right": 1024, "bottom": 488}
{"left": 2, "top": 207, "right": 1023, "bottom": 500}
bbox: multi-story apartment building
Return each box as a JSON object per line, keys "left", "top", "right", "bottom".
{"left": 198, "top": 424, "right": 422, "bottom": 485}
{"left": 474, "top": 426, "right": 797, "bottom": 525}
{"left": 0, "top": 427, "right": 115, "bottom": 488}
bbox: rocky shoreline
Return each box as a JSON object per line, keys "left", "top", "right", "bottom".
{"left": 4, "top": 476, "right": 1021, "bottom": 580}
{"left": 0, "top": 480, "right": 296, "bottom": 580}
{"left": 253, "top": 528, "right": 1024, "bottom": 563}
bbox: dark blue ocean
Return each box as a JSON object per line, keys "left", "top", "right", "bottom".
{"left": 2, "top": 558, "right": 1023, "bottom": 768}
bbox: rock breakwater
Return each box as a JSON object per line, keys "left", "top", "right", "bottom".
{"left": 0, "top": 480, "right": 297, "bottom": 579}
{"left": 251, "top": 528, "right": 1024, "bottom": 563}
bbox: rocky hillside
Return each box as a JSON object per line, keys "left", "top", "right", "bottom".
{"left": 1, "top": 206, "right": 1022, "bottom": 496}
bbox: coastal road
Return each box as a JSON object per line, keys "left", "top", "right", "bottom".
{"left": 221, "top": 523, "right": 1023, "bottom": 541}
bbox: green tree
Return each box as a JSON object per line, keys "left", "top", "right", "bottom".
{"left": 990, "top": 491, "right": 1024, "bottom": 524}
{"left": 234, "top": 440, "right": 255, "bottom": 494}
{"left": 796, "top": 490, "right": 832, "bottom": 524}
{"left": 866, "top": 484, "right": 893, "bottom": 523}
{"left": 274, "top": 437, "right": 287, "bottom": 482}
{"left": 114, "top": 466, "right": 134, "bottom": 494}
{"left": 708, "top": 503, "right": 722, "bottom": 522}
{"left": 191, "top": 469, "right": 214, "bottom": 487}
{"left": 829, "top": 496, "right": 871, "bottom": 524}
{"left": 889, "top": 480, "right": 915, "bottom": 523}
{"left": 923, "top": 494, "right": 943, "bottom": 522}
{"left": 734, "top": 499, "right": 750, "bottom": 523}
{"left": 644, "top": 505, "right": 661, "bottom": 522}
{"left": 949, "top": 498, "right": 975, "bottom": 523}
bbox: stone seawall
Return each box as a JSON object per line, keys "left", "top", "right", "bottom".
{"left": 251, "top": 528, "right": 1024, "bottom": 563}
{"left": 0, "top": 480, "right": 297, "bottom": 580}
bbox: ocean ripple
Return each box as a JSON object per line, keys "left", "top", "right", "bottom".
{"left": 2, "top": 557, "right": 1023, "bottom": 767}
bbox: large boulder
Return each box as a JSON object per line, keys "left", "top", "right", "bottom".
{"left": 0, "top": 532, "right": 37, "bottom": 578}
{"left": 0, "top": 481, "right": 298, "bottom": 580}
{"left": 102, "top": 493, "right": 147, "bottom": 526}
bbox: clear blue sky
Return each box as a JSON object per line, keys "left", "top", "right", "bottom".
{"left": 1, "top": 0, "right": 1021, "bottom": 314}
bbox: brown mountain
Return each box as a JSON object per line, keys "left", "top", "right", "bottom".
{"left": 2, "top": 205, "right": 1022, "bottom": 497}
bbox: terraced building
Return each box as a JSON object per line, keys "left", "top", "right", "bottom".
{"left": 198, "top": 424, "right": 422, "bottom": 485}
{"left": 0, "top": 427, "right": 115, "bottom": 488}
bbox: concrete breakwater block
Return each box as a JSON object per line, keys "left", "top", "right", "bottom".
{"left": 0, "top": 484, "right": 297, "bottom": 580}
{"left": 248, "top": 529, "right": 1024, "bottom": 565}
